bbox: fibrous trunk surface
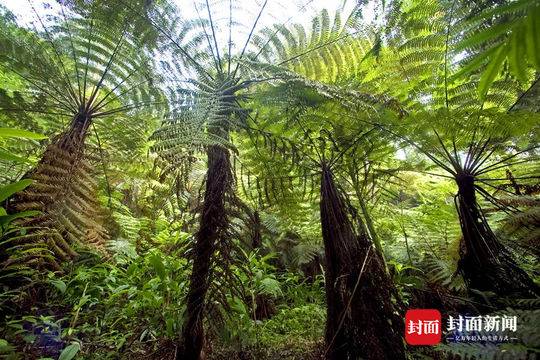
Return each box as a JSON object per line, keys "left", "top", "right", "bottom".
{"left": 320, "top": 166, "right": 404, "bottom": 360}
{"left": 456, "top": 173, "right": 539, "bottom": 298}
{"left": 178, "top": 144, "right": 232, "bottom": 360}
{"left": 5, "top": 114, "right": 107, "bottom": 271}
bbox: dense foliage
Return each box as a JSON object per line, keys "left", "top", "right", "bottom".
{"left": 0, "top": 0, "right": 539, "bottom": 359}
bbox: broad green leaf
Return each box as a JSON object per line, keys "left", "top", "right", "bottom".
{"left": 149, "top": 253, "right": 166, "bottom": 280}
{"left": 525, "top": 5, "right": 540, "bottom": 68}
{"left": 0, "top": 210, "right": 40, "bottom": 227}
{"left": 0, "top": 338, "right": 13, "bottom": 354}
{"left": 451, "top": 45, "right": 499, "bottom": 80}
{"left": 455, "top": 22, "right": 513, "bottom": 52}
{"left": 508, "top": 24, "right": 528, "bottom": 82}
{"left": 0, "top": 128, "right": 46, "bottom": 140}
{"left": 166, "top": 317, "right": 175, "bottom": 337}
{"left": 0, "top": 179, "right": 33, "bottom": 202}
{"left": 0, "top": 149, "right": 31, "bottom": 163}
{"left": 469, "top": 0, "right": 531, "bottom": 22}
{"left": 58, "top": 343, "right": 80, "bottom": 360}
{"left": 230, "top": 297, "right": 248, "bottom": 315}
{"left": 259, "top": 277, "right": 282, "bottom": 297}
{"left": 49, "top": 279, "right": 67, "bottom": 294}
{"left": 478, "top": 44, "right": 507, "bottom": 101}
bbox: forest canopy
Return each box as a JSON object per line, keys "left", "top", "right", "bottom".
{"left": 0, "top": 0, "right": 539, "bottom": 359}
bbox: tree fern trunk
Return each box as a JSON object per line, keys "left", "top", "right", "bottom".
{"left": 22, "top": 113, "right": 92, "bottom": 181}
{"left": 456, "top": 173, "right": 539, "bottom": 297}
{"left": 178, "top": 143, "right": 232, "bottom": 360}
{"left": 251, "top": 210, "right": 262, "bottom": 249}
{"left": 8, "top": 114, "right": 107, "bottom": 270}
{"left": 320, "top": 166, "right": 404, "bottom": 360}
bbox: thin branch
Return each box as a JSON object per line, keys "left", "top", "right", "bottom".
{"left": 433, "top": 129, "right": 459, "bottom": 172}
{"left": 89, "top": 68, "right": 153, "bottom": 114}
{"left": 117, "top": 0, "right": 213, "bottom": 80}
{"left": 469, "top": 138, "right": 496, "bottom": 173}
{"left": 443, "top": 1, "right": 457, "bottom": 110}
{"left": 328, "top": 127, "right": 378, "bottom": 169}
{"left": 277, "top": 30, "right": 358, "bottom": 67}
{"left": 92, "top": 123, "right": 112, "bottom": 208}
{"left": 5, "top": 65, "right": 75, "bottom": 112}
{"left": 28, "top": 0, "right": 80, "bottom": 108}
{"left": 476, "top": 145, "right": 539, "bottom": 175}
{"left": 474, "top": 184, "right": 517, "bottom": 214}
{"left": 85, "top": 22, "right": 128, "bottom": 113}
{"left": 227, "top": 0, "right": 233, "bottom": 75}
{"left": 478, "top": 175, "right": 540, "bottom": 181}
{"left": 232, "top": 0, "right": 269, "bottom": 78}
{"left": 82, "top": 20, "right": 94, "bottom": 106}
{"left": 205, "top": 0, "right": 223, "bottom": 73}
{"left": 193, "top": 1, "right": 220, "bottom": 73}
{"left": 92, "top": 100, "right": 166, "bottom": 117}
{"left": 324, "top": 246, "right": 372, "bottom": 357}
{"left": 476, "top": 158, "right": 537, "bottom": 176}
{"left": 251, "top": 0, "right": 316, "bottom": 62}
{"left": 0, "top": 107, "right": 71, "bottom": 117}
{"left": 60, "top": 2, "right": 83, "bottom": 105}
{"left": 508, "top": 75, "right": 540, "bottom": 112}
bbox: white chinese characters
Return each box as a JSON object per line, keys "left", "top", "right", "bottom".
{"left": 447, "top": 315, "right": 517, "bottom": 332}
{"left": 407, "top": 319, "right": 440, "bottom": 335}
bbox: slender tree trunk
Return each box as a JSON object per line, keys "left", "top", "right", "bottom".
{"left": 402, "top": 224, "right": 413, "bottom": 266}
{"left": 349, "top": 170, "right": 384, "bottom": 259}
{"left": 455, "top": 173, "right": 539, "bottom": 297}
{"left": 178, "top": 143, "right": 232, "bottom": 360}
{"left": 251, "top": 210, "right": 262, "bottom": 249}
{"left": 358, "top": 196, "right": 381, "bottom": 252}
{"left": 320, "top": 166, "right": 404, "bottom": 360}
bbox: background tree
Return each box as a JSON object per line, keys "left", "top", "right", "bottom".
{"left": 242, "top": 81, "right": 405, "bottom": 358}
{"left": 362, "top": 0, "right": 540, "bottom": 299}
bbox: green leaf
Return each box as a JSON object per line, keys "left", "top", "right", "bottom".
{"left": 58, "top": 343, "right": 80, "bottom": 360}
{"left": 0, "top": 149, "right": 31, "bottom": 163}
{"left": 0, "top": 338, "right": 14, "bottom": 354}
{"left": 0, "top": 179, "right": 33, "bottom": 202}
{"left": 525, "top": 4, "right": 540, "bottom": 68}
{"left": 451, "top": 45, "right": 499, "bottom": 80}
{"left": 478, "top": 44, "right": 507, "bottom": 101}
{"left": 49, "top": 279, "right": 67, "bottom": 294}
{"left": 149, "top": 253, "right": 166, "bottom": 280}
{"left": 469, "top": 0, "right": 531, "bottom": 22}
{"left": 455, "top": 22, "right": 513, "bottom": 52}
{"left": 508, "top": 24, "right": 528, "bottom": 82}
{"left": 0, "top": 128, "right": 46, "bottom": 140}
{"left": 230, "top": 297, "right": 248, "bottom": 315}
{"left": 0, "top": 210, "right": 39, "bottom": 228}
{"left": 259, "top": 277, "right": 282, "bottom": 297}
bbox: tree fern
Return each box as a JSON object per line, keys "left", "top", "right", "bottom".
{"left": 454, "top": 0, "right": 540, "bottom": 99}
{"left": 135, "top": 2, "right": 383, "bottom": 357}
{"left": 0, "top": 4, "right": 162, "bottom": 269}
